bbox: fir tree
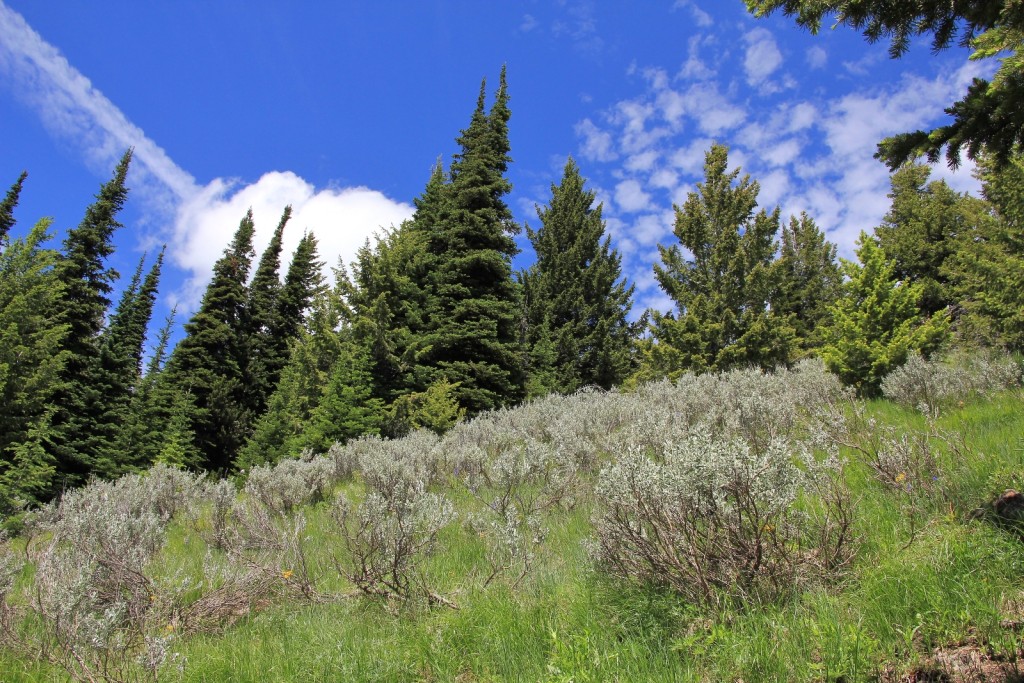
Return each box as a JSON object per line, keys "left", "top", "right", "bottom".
{"left": 245, "top": 206, "right": 291, "bottom": 417}
{"left": 822, "top": 233, "right": 949, "bottom": 395}
{"left": 875, "top": 165, "right": 990, "bottom": 316}
{"left": 0, "top": 172, "right": 27, "bottom": 251}
{"left": 164, "top": 210, "right": 256, "bottom": 472}
{"left": 948, "top": 153, "right": 1024, "bottom": 349}
{"left": 47, "top": 150, "right": 132, "bottom": 489}
{"left": 238, "top": 281, "right": 347, "bottom": 468}
{"left": 773, "top": 213, "right": 842, "bottom": 353}
{"left": 521, "top": 157, "right": 636, "bottom": 394}
{"left": 95, "top": 250, "right": 164, "bottom": 476}
{"left": 648, "top": 144, "right": 794, "bottom": 377}
{"left": 0, "top": 218, "right": 69, "bottom": 512}
{"left": 303, "top": 341, "right": 385, "bottom": 453}
{"left": 412, "top": 67, "right": 525, "bottom": 414}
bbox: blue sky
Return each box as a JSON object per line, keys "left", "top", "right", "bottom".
{"left": 0, "top": 1, "right": 987, "bottom": 329}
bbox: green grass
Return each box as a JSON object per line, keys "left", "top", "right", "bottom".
{"left": 3, "top": 391, "right": 1023, "bottom": 682}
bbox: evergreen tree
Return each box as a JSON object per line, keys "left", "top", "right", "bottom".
{"left": 238, "top": 281, "right": 348, "bottom": 468}
{"left": 274, "top": 232, "right": 325, "bottom": 355}
{"left": 0, "top": 172, "right": 27, "bottom": 251}
{"left": 521, "top": 157, "right": 637, "bottom": 394}
{"left": 113, "top": 309, "right": 200, "bottom": 470}
{"left": 47, "top": 150, "right": 132, "bottom": 490}
{"left": 95, "top": 250, "right": 164, "bottom": 476}
{"left": 412, "top": 67, "right": 525, "bottom": 414}
{"left": 164, "top": 210, "right": 256, "bottom": 472}
{"left": 822, "top": 233, "right": 949, "bottom": 395}
{"left": 648, "top": 144, "right": 794, "bottom": 377}
{"left": 0, "top": 218, "right": 69, "bottom": 512}
{"left": 948, "top": 153, "right": 1024, "bottom": 349}
{"left": 875, "top": 164, "right": 990, "bottom": 316}
{"left": 773, "top": 212, "right": 842, "bottom": 353}
{"left": 245, "top": 206, "right": 291, "bottom": 417}
{"left": 343, "top": 224, "right": 427, "bottom": 409}
{"left": 303, "top": 341, "right": 385, "bottom": 453}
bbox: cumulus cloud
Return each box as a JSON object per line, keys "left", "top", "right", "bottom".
{"left": 0, "top": 2, "right": 414, "bottom": 311}
{"left": 615, "top": 179, "right": 653, "bottom": 213}
{"left": 806, "top": 46, "right": 827, "bottom": 69}
{"left": 575, "top": 118, "right": 618, "bottom": 162}
{"left": 672, "top": 0, "right": 713, "bottom": 28}
{"left": 743, "top": 28, "right": 783, "bottom": 86}
{"left": 172, "top": 174, "right": 412, "bottom": 308}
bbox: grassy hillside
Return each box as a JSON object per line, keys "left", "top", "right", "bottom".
{"left": 1, "top": 358, "right": 1022, "bottom": 682}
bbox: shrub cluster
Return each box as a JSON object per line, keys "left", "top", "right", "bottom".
{"left": 593, "top": 429, "right": 854, "bottom": 607}
{"left": 881, "top": 350, "right": 1021, "bottom": 413}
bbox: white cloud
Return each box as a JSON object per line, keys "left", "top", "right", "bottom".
{"left": 743, "top": 28, "right": 783, "bottom": 86}
{"left": 0, "top": 3, "right": 416, "bottom": 311}
{"left": 520, "top": 14, "right": 538, "bottom": 32}
{"left": 806, "top": 46, "right": 827, "bottom": 70}
{"left": 672, "top": 0, "right": 713, "bottom": 28}
{"left": 575, "top": 118, "right": 618, "bottom": 162}
{"left": 678, "top": 35, "right": 716, "bottom": 81}
{"left": 614, "top": 179, "right": 652, "bottom": 213}
{"left": 172, "top": 173, "right": 412, "bottom": 308}
{"left": 0, "top": 2, "right": 198, "bottom": 213}
{"left": 649, "top": 168, "right": 678, "bottom": 190}
{"left": 625, "top": 150, "right": 659, "bottom": 172}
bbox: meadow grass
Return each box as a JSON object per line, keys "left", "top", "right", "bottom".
{"left": 1, "top": 388, "right": 1021, "bottom": 682}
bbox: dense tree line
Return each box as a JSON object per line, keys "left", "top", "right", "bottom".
{"left": 1, "top": 69, "right": 1022, "bottom": 521}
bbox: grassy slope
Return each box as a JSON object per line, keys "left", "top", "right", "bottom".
{"left": 2, "top": 392, "right": 1022, "bottom": 682}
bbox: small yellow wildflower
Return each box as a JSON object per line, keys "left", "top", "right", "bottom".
{"left": 149, "top": 594, "right": 156, "bottom": 602}
{"left": 895, "top": 472, "right": 907, "bottom": 484}
{"left": 165, "top": 624, "right": 174, "bottom": 633}
{"left": 282, "top": 569, "right": 294, "bottom": 580}
{"left": 762, "top": 523, "right": 774, "bottom": 534}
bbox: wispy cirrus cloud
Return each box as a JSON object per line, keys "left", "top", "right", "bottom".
{"left": 0, "top": 1, "right": 412, "bottom": 310}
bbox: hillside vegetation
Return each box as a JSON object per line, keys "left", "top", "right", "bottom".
{"left": 0, "top": 354, "right": 1021, "bottom": 682}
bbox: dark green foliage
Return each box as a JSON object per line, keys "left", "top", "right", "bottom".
{"left": 343, "top": 225, "right": 427, "bottom": 409}
{"left": 411, "top": 68, "right": 525, "bottom": 415}
{"left": 746, "top": 0, "right": 1024, "bottom": 169}
{"left": 303, "top": 341, "right": 385, "bottom": 453}
{"left": 773, "top": 213, "right": 843, "bottom": 353}
{"left": 274, "top": 232, "right": 325, "bottom": 359}
{"left": 238, "top": 283, "right": 347, "bottom": 469}
{"left": 164, "top": 210, "right": 256, "bottom": 473}
{"left": 93, "top": 250, "right": 165, "bottom": 477}
{"left": 648, "top": 144, "right": 794, "bottom": 377}
{"left": 822, "top": 233, "right": 950, "bottom": 395}
{"left": 0, "top": 219, "right": 69, "bottom": 513}
{"left": 47, "top": 150, "right": 132, "bottom": 489}
{"left": 245, "top": 206, "right": 291, "bottom": 418}
{"left": 875, "top": 165, "right": 991, "bottom": 316}
{"left": 0, "top": 171, "right": 27, "bottom": 250}
{"left": 521, "top": 157, "right": 637, "bottom": 394}
{"left": 114, "top": 309, "right": 200, "bottom": 470}
{"left": 948, "top": 154, "right": 1024, "bottom": 349}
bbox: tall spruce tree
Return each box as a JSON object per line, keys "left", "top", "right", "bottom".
{"left": 238, "top": 279, "right": 348, "bottom": 468}
{"left": 164, "top": 210, "right": 256, "bottom": 472}
{"left": 245, "top": 206, "right": 291, "bottom": 418}
{"left": 648, "top": 144, "right": 794, "bottom": 377}
{"left": 948, "top": 153, "right": 1024, "bottom": 349}
{"left": 773, "top": 213, "right": 843, "bottom": 354}
{"left": 94, "top": 250, "right": 164, "bottom": 476}
{"left": 875, "top": 165, "right": 990, "bottom": 316}
{"left": 47, "top": 150, "right": 132, "bottom": 490}
{"left": 0, "top": 218, "right": 69, "bottom": 512}
{"left": 411, "top": 67, "right": 525, "bottom": 414}
{"left": 0, "top": 172, "right": 27, "bottom": 251}
{"left": 521, "top": 157, "right": 636, "bottom": 394}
